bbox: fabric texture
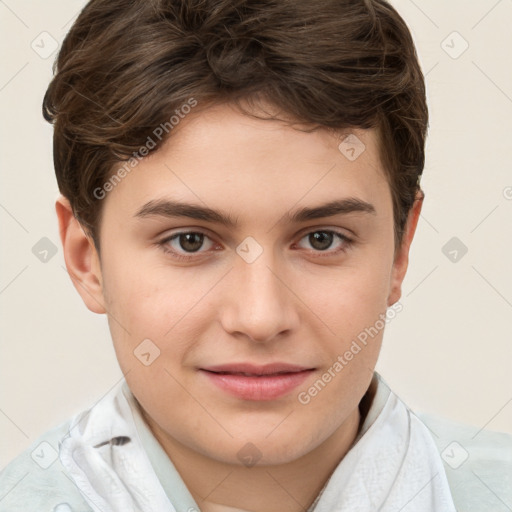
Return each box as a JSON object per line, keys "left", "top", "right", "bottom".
{"left": 1, "top": 372, "right": 509, "bottom": 511}
{"left": 417, "top": 412, "right": 512, "bottom": 511}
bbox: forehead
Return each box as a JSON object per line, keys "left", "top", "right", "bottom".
{"left": 102, "top": 101, "right": 391, "bottom": 225}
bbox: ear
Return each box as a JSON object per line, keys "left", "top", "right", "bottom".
{"left": 55, "top": 195, "right": 106, "bottom": 314}
{"left": 387, "top": 190, "right": 424, "bottom": 307}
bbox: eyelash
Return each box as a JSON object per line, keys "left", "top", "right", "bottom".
{"left": 158, "top": 229, "right": 354, "bottom": 262}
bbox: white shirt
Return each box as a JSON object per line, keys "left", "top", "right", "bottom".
{"left": 1, "top": 372, "right": 510, "bottom": 511}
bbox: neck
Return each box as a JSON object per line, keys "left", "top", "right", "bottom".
{"left": 145, "top": 407, "right": 362, "bottom": 512}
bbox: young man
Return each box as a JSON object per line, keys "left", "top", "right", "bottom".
{"left": 1, "top": 0, "right": 511, "bottom": 511}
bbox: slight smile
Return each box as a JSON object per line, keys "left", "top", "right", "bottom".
{"left": 199, "top": 363, "right": 316, "bottom": 401}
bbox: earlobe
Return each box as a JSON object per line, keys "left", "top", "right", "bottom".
{"left": 387, "top": 190, "right": 424, "bottom": 307}
{"left": 55, "top": 195, "right": 106, "bottom": 314}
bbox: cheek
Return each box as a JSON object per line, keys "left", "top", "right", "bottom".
{"left": 303, "top": 256, "right": 392, "bottom": 335}
{"left": 102, "top": 252, "right": 203, "bottom": 327}
{"left": 295, "top": 265, "right": 390, "bottom": 418}
{"left": 101, "top": 257, "right": 220, "bottom": 372}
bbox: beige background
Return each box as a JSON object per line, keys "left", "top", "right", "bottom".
{"left": 1, "top": 0, "right": 511, "bottom": 468}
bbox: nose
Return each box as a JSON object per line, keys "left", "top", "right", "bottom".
{"left": 219, "top": 251, "right": 300, "bottom": 344}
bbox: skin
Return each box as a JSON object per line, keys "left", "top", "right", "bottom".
{"left": 56, "top": 100, "right": 422, "bottom": 512}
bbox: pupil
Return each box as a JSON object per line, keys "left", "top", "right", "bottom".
{"left": 180, "top": 233, "right": 204, "bottom": 252}
{"left": 309, "top": 231, "right": 333, "bottom": 250}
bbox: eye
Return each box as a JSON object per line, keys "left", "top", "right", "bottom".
{"left": 159, "top": 231, "right": 217, "bottom": 260}
{"left": 158, "top": 228, "right": 353, "bottom": 262}
{"left": 295, "top": 229, "right": 353, "bottom": 255}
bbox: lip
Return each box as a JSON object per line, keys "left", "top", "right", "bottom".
{"left": 199, "top": 362, "right": 315, "bottom": 401}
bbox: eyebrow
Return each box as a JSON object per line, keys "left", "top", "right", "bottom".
{"left": 134, "top": 197, "right": 376, "bottom": 227}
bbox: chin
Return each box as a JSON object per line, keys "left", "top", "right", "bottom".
{"left": 215, "top": 432, "right": 313, "bottom": 467}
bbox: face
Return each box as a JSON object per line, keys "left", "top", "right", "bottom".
{"left": 68, "top": 101, "right": 415, "bottom": 466}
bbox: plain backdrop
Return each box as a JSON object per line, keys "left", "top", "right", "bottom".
{"left": 1, "top": 0, "right": 511, "bottom": 468}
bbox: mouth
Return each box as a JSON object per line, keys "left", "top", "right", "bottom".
{"left": 199, "top": 363, "right": 316, "bottom": 401}
{"left": 201, "top": 362, "right": 314, "bottom": 376}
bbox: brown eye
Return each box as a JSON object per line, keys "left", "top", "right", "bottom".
{"left": 296, "top": 229, "right": 353, "bottom": 255}
{"left": 160, "top": 231, "right": 216, "bottom": 260}
{"left": 308, "top": 231, "right": 334, "bottom": 251}
{"left": 178, "top": 232, "right": 204, "bottom": 252}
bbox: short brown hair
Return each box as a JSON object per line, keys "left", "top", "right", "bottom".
{"left": 43, "top": 0, "right": 428, "bottom": 253}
